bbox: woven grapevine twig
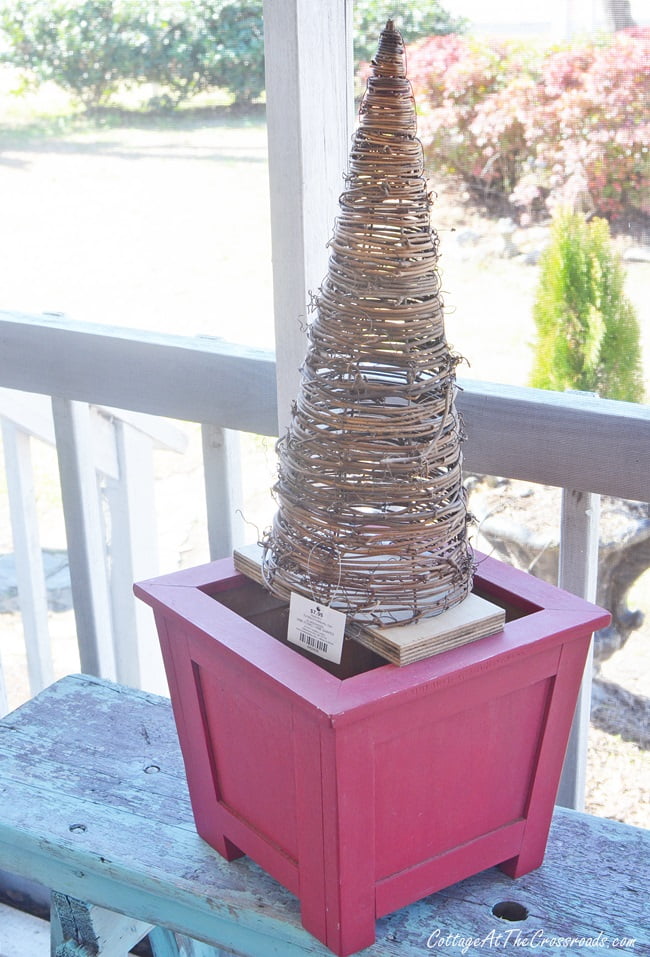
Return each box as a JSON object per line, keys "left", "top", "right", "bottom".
{"left": 262, "top": 20, "right": 474, "bottom": 626}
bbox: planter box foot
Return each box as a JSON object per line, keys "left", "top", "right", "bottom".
{"left": 215, "top": 835, "right": 244, "bottom": 862}
{"left": 500, "top": 845, "right": 546, "bottom": 879}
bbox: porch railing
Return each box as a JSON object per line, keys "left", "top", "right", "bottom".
{"left": 1, "top": 309, "right": 649, "bottom": 810}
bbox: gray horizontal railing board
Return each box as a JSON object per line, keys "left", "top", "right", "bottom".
{"left": 457, "top": 379, "right": 650, "bottom": 503}
{"left": 2, "top": 311, "right": 649, "bottom": 502}
{"left": 0, "top": 312, "right": 278, "bottom": 436}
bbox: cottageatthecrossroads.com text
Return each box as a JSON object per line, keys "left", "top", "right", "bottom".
{"left": 426, "top": 929, "right": 637, "bottom": 952}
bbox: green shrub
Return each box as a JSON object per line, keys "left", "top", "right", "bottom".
{"left": 0, "top": 0, "right": 145, "bottom": 107}
{"left": 408, "top": 33, "right": 528, "bottom": 199}
{"left": 0, "top": 0, "right": 264, "bottom": 109}
{"left": 409, "top": 28, "right": 650, "bottom": 223}
{"left": 0, "top": 0, "right": 463, "bottom": 109}
{"left": 530, "top": 209, "right": 645, "bottom": 403}
{"left": 353, "top": 0, "right": 467, "bottom": 69}
{"left": 137, "top": 0, "right": 263, "bottom": 107}
{"left": 136, "top": 0, "right": 222, "bottom": 107}
{"left": 211, "top": 1, "right": 264, "bottom": 105}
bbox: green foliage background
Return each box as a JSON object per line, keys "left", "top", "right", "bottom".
{"left": 0, "top": 0, "right": 265, "bottom": 106}
{"left": 0, "top": 0, "right": 464, "bottom": 108}
{"left": 352, "top": 0, "right": 467, "bottom": 65}
{"left": 530, "top": 210, "right": 645, "bottom": 403}
{"left": 408, "top": 29, "right": 650, "bottom": 223}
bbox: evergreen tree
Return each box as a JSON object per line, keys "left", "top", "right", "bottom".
{"left": 530, "top": 210, "right": 644, "bottom": 403}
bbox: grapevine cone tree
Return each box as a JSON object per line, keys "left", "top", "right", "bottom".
{"left": 263, "top": 21, "right": 473, "bottom": 626}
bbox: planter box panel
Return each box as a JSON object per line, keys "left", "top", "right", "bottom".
{"left": 499, "top": 635, "right": 593, "bottom": 880}
{"left": 341, "top": 642, "right": 561, "bottom": 741}
{"left": 197, "top": 664, "right": 299, "bottom": 860}
{"left": 375, "top": 819, "right": 527, "bottom": 918}
{"left": 157, "top": 622, "right": 304, "bottom": 898}
{"left": 373, "top": 674, "right": 553, "bottom": 880}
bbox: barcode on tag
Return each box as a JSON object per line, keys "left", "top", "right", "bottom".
{"left": 287, "top": 593, "right": 346, "bottom": 664}
{"left": 298, "top": 632, "right": 329, "bottom": 654}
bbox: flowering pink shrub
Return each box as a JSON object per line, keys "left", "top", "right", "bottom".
{"left": 408, "top": 34, "right": 526, "bottom": 188}
{"left": 410, "top": 28, "right": 650, "bottom": 223}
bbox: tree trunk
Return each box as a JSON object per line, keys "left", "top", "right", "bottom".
{"left": 602, "top": 0, "right": 637, "bottom": 30}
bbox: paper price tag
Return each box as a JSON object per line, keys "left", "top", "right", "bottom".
{"left": 287, "top": 593, "right": 346, "bottom": 664}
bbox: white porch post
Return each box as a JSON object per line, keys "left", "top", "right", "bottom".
{"left": 263, "top": 0, "right": 354, "bottom": 432}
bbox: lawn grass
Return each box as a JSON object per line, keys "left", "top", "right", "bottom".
{"left": 0, "top": 69, "right": 274, "bottom": 348}
{"left": 2, "top": 65, "right": 648, "bottom": 386}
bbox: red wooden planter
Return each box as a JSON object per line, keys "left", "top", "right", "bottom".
{"left": 135, "top": 554, "right": 610, "bottom": 957}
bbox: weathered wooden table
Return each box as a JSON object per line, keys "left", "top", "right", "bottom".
{"left": 0, "top": 674, "right": 647, "bottom": 956}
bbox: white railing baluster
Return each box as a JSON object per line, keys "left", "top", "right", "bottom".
{"left": 1, "top": 420, "right": 53, "bottom": 694}
{"left": 51, "top": 397, "right": 116, "bottom": 679}
{"left": 103, "top": 417, "right": 166, "bottom": 693}
{"left": 201, "top": 425, "right": 245, "bottom": 560}
{"left": 556, "top": 488, "right": 601, "bottom": 809}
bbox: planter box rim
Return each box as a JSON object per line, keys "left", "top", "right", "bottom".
{"left": 135, "top": 553, "right": 610, "bottom": 724}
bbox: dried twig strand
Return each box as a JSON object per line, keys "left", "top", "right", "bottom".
{"left": 262, "top": 21, "right": 474, "bottom": 626}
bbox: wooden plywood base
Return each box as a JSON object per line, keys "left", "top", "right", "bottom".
{"left": 353, "top": 593, "right": 505, "bottom": 665}
{"left": 233, "top": 543, "right": 505, "bottom": 666}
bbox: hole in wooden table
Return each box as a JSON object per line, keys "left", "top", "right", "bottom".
{"left": 492, "top": 900, "right": 529, "bottom": 922}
